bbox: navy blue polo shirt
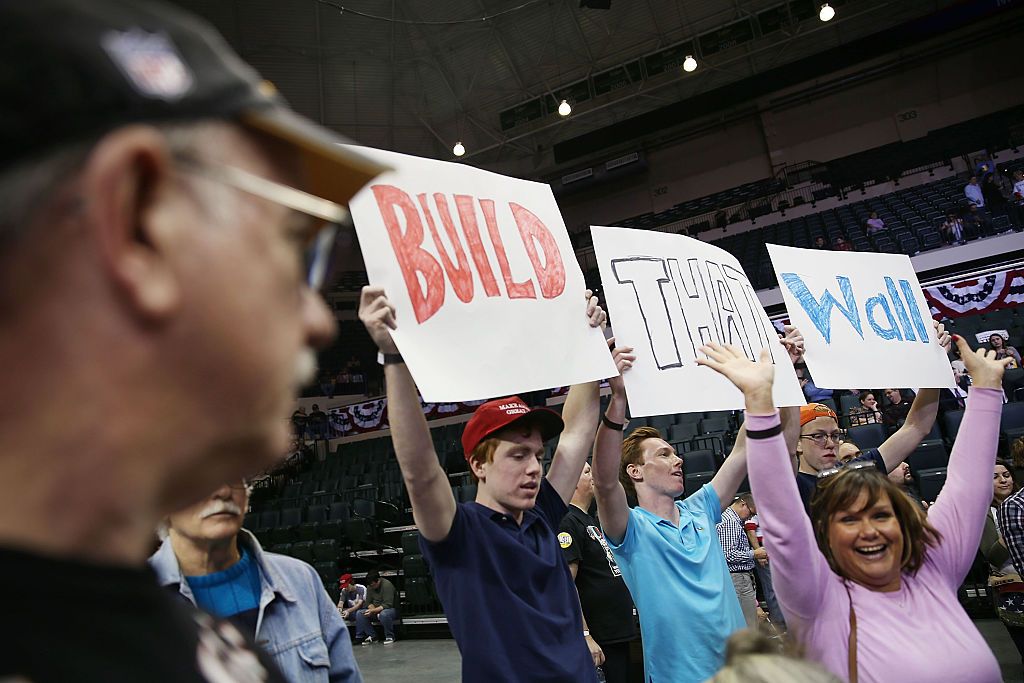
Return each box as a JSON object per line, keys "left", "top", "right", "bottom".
{"left": 796, "top": 447, "right": 885, "bottom": 513}
{"left": 420, "top": 478, "right": 596, "bottom": 683}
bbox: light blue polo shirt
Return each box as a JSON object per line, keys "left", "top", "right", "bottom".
{"left": 607, "top": 483, "right": 744, "bottom": 683}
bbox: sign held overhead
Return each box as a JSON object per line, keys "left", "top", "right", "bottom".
{"left": 592, "top": 226, "right": 805, "bottom": 416}
{"left": 347, "top": 146, "right": 616, "bottom": 402}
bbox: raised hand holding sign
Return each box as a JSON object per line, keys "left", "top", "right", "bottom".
{"left": 347, "top": 146, "right": 616, "bottom": 402}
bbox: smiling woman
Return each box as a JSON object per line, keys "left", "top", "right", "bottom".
{"left": 697, "top": 336, "right": 1014, "bottom": 683}
{"left": 810, "top": 466, "right": 940, "bottom": 592}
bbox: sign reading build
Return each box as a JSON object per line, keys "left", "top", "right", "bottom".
{"left": 767, "top": 244, "right": 952, "bottom": 389}
{"left": 592, "top": 226, "right": 805, "bottom": 416}
{"left": 347, "top": 146, "right": 616, "bottom": 402}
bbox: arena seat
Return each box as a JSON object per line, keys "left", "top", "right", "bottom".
{"left": 848, "top": 423, "right": 887, "bottom": 450}
{"left": 699, "top": 416, "right": 730, "bottom": 435}
{"left": 668, "top": 423, "right": 699, "bottom": 444}
{"left": 317, "top": 502, "right": 351, "bottom": 541}
{"left": 906, "top": 442, "right": 949, "bottom": 477}
{"left": 269, "top": 507, "right": 303, "bottom": 544}
{"left": 290, "top": 540, "right": 315, "bottom": 564}
{"left": 941, "top": 409, "right": 965, "bottom": 445}
{"left": 915, "top": 468, "right": 947, "bottom": 504}
{"left": 1003, "top": 403, "right": 1024, "bottom": 443}
{"left": 839, "top": 394, "right": 860, "bottom": 416}
{"left": 404, "top": 576, "right": 437, "bottom": 613}
{"left": 649, "top": 414, "right": 675, "bottom": 432}
{"left": 402, "top": 554, "right": 428, "bottom": 578}
{"left": 313, "top": 560, "right": 338, "bottom": 585}
{"left": 296, "top": 505, "right": 328, "bottom": 541}
{"left": 684, "top": 471, "right": 714, "bottom": 499}
{"left": 313, "top": 538, "right": 341, "bottom": 562}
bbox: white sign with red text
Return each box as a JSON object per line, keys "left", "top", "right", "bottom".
{"left": 346, "top": 146, "right": 616, "bottom": 402}
{"left": 592, "top": 226, "right": 805, "bottom": 416}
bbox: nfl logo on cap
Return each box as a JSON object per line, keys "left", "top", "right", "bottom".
{"left": 102, "top": 28, "right": 194, "bottom": 100}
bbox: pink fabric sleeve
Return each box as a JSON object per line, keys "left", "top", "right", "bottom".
{"left": 746, "top": 412, "right": 832, "bottom": 620}
{"left": 921, "top": 387, "right": 1004, "bottom": 587}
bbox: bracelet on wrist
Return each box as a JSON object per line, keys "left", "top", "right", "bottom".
{"left": 601, "top": 414, "right": 626, "bottom": 431}
{"left": 377, "top": 351, "right": 405, "bottom": 365}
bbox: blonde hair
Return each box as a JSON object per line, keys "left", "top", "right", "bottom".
{"left": 707, "top": 630, "right": 842, "bottom": 683}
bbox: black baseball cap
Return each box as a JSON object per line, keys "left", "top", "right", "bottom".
{"left": 0, "top": 0, "right": 386, "bottom": 206}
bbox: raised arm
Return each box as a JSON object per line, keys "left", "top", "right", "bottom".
{"left": 697, "top": 344, "right": 831, "bottom": 620}
{"left": 711, "top": 326, "right": 805, "bottom": 509}
{"left": 591, "top": 343, "right": 635, "bottom": 545}
{"left": 358, "top": 286, "right": 456, "bottom": 543}
{"left": 926, "top": 336, "right": 1011, "bottom": 581}
{"left": 545, "top": 291, "right": 608, "bottom": 504}
{"left": 545, "top": 380, "right": 600, "bottom": 503}
{"left": 877, "top": 320, "right": 951, "bottom": 472}
{"left": 711, "top": 428, "right": 748, "bottom": 512}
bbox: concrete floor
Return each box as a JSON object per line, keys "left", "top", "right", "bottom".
{"left": 353, "top": 619, "right": 1023, "bottom": 682}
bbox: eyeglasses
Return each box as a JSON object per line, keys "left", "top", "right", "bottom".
{"left": 816, "top": 460, "right": 876, "bottom": 480}
{"left": 175, "top": 154, "right": 350, "bottom": 293}
{"left": 800, "top": 431, "right": 846, "bottom": 447}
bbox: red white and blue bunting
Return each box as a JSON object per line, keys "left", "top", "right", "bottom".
{"left": 924, "top": 266, "right": 1024, "bottom": 319}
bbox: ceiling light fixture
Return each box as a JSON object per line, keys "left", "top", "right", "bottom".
{"left": 819, "top": 3, "right": 835, "bottom": 21}
{"left": 683, "top": 55, "right": 697, "bottom": 72}
{"left": 558, "top": 99, "right": 572, "bottom": 116}
{"left": 453, "top": 141, "right": 466, "bottom": 157}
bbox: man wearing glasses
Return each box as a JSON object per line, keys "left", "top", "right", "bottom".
{"left": 796, "top": 375, "right": 946, "bottom": 513}
{"left": 0, "top": 1, "right": 384, "bottom": 680}
{"left": 151, "top": 481, "right": 360, "bottom": 681}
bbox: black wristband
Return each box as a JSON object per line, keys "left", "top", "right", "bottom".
{"left": 601, "top": 414, "right": 626, "bottom": 431}
{"left": 746, "top": 423, "right": 783, "bottom": 440}
{"left": 377, "top": 351, "right": 405, "bottom": 365}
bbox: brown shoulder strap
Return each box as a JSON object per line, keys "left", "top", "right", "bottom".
{"left": 846, "top": 582, "right": 858, "bottom": 683}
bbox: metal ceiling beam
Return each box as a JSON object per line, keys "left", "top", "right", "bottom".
{"left": 473, "top": 0, "right": 532, "bottom": 98}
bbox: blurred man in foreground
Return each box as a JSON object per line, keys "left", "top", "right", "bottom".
{"left": 0, "top": 1, "right": 383, "bottom": 680}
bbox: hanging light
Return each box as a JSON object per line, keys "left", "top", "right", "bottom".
{"left": 558, "top": 99, "right": 572, "bottom": 116}
{"left": 453, "top": 141, "right": 465, "bottom": 157}
{"left": 683, "top": 55, "right": 697, "bottom": 72}
{"left": 819, "top": 3, "right": 835, "bottom": 21}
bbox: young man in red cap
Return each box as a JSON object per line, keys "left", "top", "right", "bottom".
{"left": 358, "top": 284, "right": 617, "bottom": 683}
{"left": 337, "top": 573, "right": 366, "bottom": 624}
{"left": 794, "top": 321, "right": 951, "bottom": 511}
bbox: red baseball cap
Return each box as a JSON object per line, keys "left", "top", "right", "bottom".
{"left": 339, "top": 573, "right": 353, "bottom": 588}
{"left": 461, "top": 397, "right": 564, "bottom": 460}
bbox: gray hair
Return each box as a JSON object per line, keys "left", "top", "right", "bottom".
{"left": 0, "top": 121, "right": 227, "bottom": 257}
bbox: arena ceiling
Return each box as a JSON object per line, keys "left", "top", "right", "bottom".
{"left": 173, "top": 0, "right": 955, "bottom": 177}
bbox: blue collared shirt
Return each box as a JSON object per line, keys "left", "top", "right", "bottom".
{"left": 420, "top": 478, "right": 597, "bottom": 683}
{"left": 607, "top": 484, "right": 744, "bottom": 683}
{"left": 965, "top": 183, "right": 985, "bottom": 207}
{"left": 150, "top": 530, "right": 361, "bottom": 683}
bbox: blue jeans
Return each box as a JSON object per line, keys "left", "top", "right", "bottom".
{"left": 355, "top": 607, "right": 396, "bottom": 640}
{"left": 756, "top": 562, "right": 785, "bottom": 627}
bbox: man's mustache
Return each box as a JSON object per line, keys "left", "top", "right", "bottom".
{"left": 200, "top": 500, "right": 242, "bottom": 519}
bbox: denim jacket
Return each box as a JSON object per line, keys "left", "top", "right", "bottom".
{"left": 150, "top": 530, "right": 362, "bottom": 683}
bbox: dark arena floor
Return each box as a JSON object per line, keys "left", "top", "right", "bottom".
{"left": 352, "top": 619, "right": 1024, "bottom": 682}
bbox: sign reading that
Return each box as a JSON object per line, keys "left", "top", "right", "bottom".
{"left": 767, "top": 244, "right": 952, "bottom": 389}
{"left": 347, "top": 146, "right": 616, "bottom": 402}
{"left": 591, "top": 226, "right": 805, "bottom": 416}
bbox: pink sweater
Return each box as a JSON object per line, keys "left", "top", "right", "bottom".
{"left": 747, "top": 387, "right": 1004, "bottom": 683}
